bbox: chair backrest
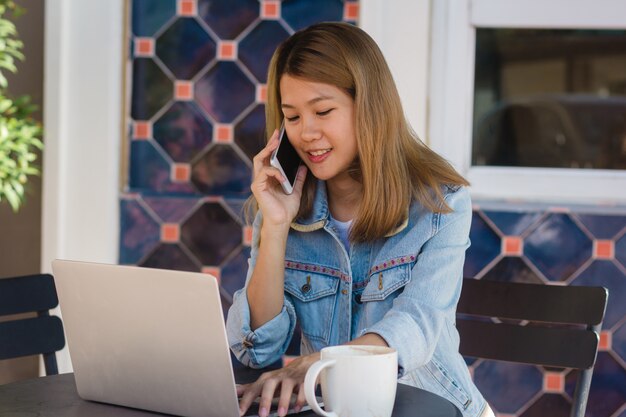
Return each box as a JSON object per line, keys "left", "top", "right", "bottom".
{"left": 0, "top": 273, "right": 66, "bottom": 375}
{"left": 457, "top": 278, "right": 608, "bottom": 417}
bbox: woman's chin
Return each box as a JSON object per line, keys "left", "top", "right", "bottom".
{"left": 307, "top": 170, "right": 333, "bottom": 181}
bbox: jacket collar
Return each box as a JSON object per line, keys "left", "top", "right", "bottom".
{"left": 290, "top": 180, "right": 408, "bottom": 237}
{"left": 290, "top": 180, "right": 329, "bottom": 233}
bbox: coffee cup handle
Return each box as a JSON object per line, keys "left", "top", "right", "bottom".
{"left": 304, "top": 358, "right": 337, "bottom": 417}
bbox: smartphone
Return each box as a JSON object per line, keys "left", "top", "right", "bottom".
{"left": 269, "top": 124, "right": 302, "bottom": 194}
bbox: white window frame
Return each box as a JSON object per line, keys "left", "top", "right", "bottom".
{"left": 429, "top": 0, "right": 626, "bottom": 204}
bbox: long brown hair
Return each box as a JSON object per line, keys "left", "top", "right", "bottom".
{"left": 258, "top": 22, "right": 468, "bottom": 242}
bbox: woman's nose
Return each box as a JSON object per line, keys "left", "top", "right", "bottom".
{"left": 300, "top": 119, "right": 321, "bottom": 142}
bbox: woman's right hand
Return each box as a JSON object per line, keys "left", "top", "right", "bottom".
{"left": 251, "top": 129, "right": 307, "bottom": 228}
{"left": 237, "top": 353, "right": 320, "bottom": 417}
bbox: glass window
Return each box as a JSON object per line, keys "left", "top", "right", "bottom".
{"left": 472, "top": 29, "right": 626, "bottom": 170}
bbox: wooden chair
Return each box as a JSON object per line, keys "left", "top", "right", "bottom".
{"left": 457, "top": 278, "right": 608, "bottom": 417}
{"left": 0, "top": 273, "right": 66, "bottom": 375}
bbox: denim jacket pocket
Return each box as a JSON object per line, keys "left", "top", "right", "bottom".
{"left": 361, "top": 263, "right": 411, "bottom": 302}
{"left": 284, "top": 267, "right": 339, "bottom": 343}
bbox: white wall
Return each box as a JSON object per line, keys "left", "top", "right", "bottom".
{"left": 360, "top": 0, "right": 431, "bottom": 142}
{"left": 42, "top": 0, "right": 124, "bottom": 373}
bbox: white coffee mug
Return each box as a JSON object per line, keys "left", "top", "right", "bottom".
{"left": 303, "top": 345, "right": 398, "bottom": 417}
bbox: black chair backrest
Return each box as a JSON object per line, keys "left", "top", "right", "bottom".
{"left": 0, "top": 273, "right": 66, "bottom": 375}
{"left": 457, "top": 278, "right": 608, "bottom": 417}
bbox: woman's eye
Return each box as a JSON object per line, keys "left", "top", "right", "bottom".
{"left": 285, "top": 115, "right": 299, "bottom": 122}
{"left": 317, "top": 109, "right": 333, "bottom": 116}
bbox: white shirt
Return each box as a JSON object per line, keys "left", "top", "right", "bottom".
{"left": 328, "top": 215, "right": 353, "bottom": 253}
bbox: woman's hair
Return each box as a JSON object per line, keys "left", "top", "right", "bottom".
{"left": 257, "top": 22, "right": 468, "bottom": 242}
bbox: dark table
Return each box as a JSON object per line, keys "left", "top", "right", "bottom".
{"left": 0, "top": 370, "right": 462, "bottom": 417}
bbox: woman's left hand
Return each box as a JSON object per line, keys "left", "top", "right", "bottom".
{"left": 237, "top": 352, "right": 320, "bottom": 417}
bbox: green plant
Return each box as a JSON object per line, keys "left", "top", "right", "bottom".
{"left": 0, "top": 0, "right": 43, "bottom": 212}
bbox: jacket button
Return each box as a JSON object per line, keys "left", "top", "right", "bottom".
{"left": 301, "top": 275, "right": 312, "bottom": 293}
{"left": 341, "top": 289, "right": 348, "bottom": 295}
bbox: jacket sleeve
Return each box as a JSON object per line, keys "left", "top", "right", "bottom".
{"left": 362, "top": 187, "right": 471, "bottom": 377}
{"left": 225, "top": 212, "right": 297, "bottom": 368}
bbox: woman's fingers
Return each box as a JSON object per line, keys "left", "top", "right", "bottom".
{"left": 236, "top": 370, "right": 304, "bottom": 417}
{"left": 257, "top": 375, "right": 280, "bottom": 417}
{"left": 252, "top": 130, "right": 280, "bottom": 176}
{"left": 292, "top": 165, "right": 308, "bottom": 196}
{"left": 250, "top": 166, "right": 285, "bottom": 195}
{"left": 276, "top": 379, "right": 297, "bottom": 417}
{"left": 250, "top": 130, "right": 286, "bottom": 196}
{"left": 237, "top": 354, "right": 320, "bottom": 416}
{"left": 294, "top": 383, "right": 307, "bottom": 413}
{"left": 237, "top": 381, "right": 262, "bottom": 416}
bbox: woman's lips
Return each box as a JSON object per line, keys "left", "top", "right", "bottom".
{"left": 306, "top": 148, "right": 331, "bottom": 163}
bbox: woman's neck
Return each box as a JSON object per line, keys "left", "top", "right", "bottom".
{"left": 326, "top": 175, "right": 363, "bottom": 222}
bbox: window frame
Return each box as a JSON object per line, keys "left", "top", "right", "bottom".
{"left": 428, "top": 0, "right": 626, "bottom": 204}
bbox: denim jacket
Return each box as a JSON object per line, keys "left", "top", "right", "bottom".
{"left": 226, "top": 181, "right": 487, "bottom": 417}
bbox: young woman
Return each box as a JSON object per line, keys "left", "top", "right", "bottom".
{"left": 226, "top": 22, "right": 492, "bottom": 417}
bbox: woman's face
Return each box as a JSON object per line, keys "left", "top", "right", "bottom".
{"left": 279, "top": 75, "right": 358, "bottom": 186}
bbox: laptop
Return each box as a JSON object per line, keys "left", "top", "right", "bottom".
{"left": 52, "top": 259, "right": 311, "bottom": 417}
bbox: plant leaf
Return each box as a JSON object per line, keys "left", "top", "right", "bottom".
{"left": 3, "top": 181, "right": 21, "bottom": 212}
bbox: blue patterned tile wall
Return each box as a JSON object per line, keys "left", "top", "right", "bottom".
{"left": 121, "top": 2, "right": 626, "bottom": 415}
{"left": 122, "top": 0, "right": 358, "bottom": 354}
{"left": 466, "top": 204, "right": 626, "bottom": 417}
